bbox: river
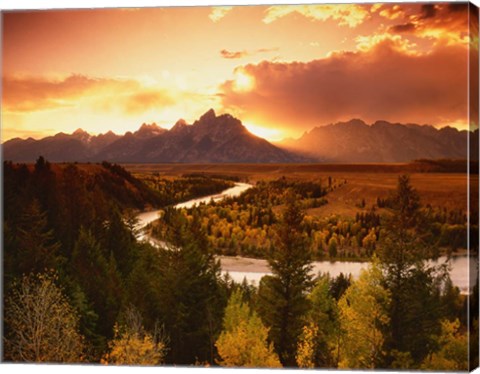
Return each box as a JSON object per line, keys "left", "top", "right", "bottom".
{"left": 136, "top": 182, "right": 252, "bottom": 229}
{"left": 135, "top": 182, "right": 252, "bottom": 243}
{"left": 136, "top": 182, "right": 478, "bottom": 294}
{"left": 219, "top": 255, "right": 478, "bottom": 295}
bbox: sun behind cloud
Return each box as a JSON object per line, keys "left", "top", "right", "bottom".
{"left": 232, "top": 70, "right": 256, "bottom": 92}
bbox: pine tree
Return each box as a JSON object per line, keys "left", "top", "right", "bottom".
{"left": 71, "top": 227, "right": 124, "bottom": 349}
{"left": 377, "top": 175, "right": 446, "bottom": 365}
{"left": 14, "top": 199, "right": 62, "bottom": 277}
{"left": 146, "top": 210, "right": 224, "bottom": 365}
{"left": 103, "top": 209, "right": 137, "bottom": 279}
{"left": 257, "top": 189, "right": 313, "bottom": 366}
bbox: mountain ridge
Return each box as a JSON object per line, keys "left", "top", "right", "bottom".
{"left": 279, "top": 118, "right": 477, "bottom": 163}
{"left": 3, "top": 109, "right": 301, "bottom": 163}
{"left": 3, "top": 113, "right": 478, "bottom": 163}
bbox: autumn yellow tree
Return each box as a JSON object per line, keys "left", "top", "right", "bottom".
{"left": 421, "top": 319, "right": 468, "bottom": 371}
{"left": 215, "top": 289, "right": 281, "bottom": 368}
{"left": 101, "top": 308, "right": 166, "bottom": 366}
{"left": 296, "top": 275, "right": 340, "bottom": 368}
{"left": 338, "top": 259, "right": 391, "bottom": 369}
{"left": 4, "top": 273, "right": 84, "bottom": 363}
{"left": 296, "top": 322, "right": 318, "bottom": 368}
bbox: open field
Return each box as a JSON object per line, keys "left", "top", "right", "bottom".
{"left": 124, "top": 163, "right": 475, "bottom": 218}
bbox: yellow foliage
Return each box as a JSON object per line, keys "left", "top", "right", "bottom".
{"left": 421, "top": 319, "right": 468, "bottom": 371}
{"left": 215, "top": 290, "right": 282, "bottom": 368}
{"left": 4, "top": 273, "right": 85, "bottom": 363}
{"left": 296, "top": 322, "right": 318, "bottom": 368}
{"left": 101, "top": 324, "right": 165, "bottom": 366}
{"left": 338, "top": 260, "right": 390, "bottom": 369}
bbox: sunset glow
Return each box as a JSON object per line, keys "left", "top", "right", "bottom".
{"left": 243, "top": 123, "right": 283, "bottom": 141}
{"left": 1, "top": 2, "right": 477, "bottom": 142}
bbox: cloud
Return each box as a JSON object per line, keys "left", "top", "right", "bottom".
{"left": 122, "top": 90, "right": 175, "bottom": 115}
{"left": 389, "top": 22, "right": 416, "bottom": 33}
{"left": 209, "top": 6, "right": 232, "bottom": 23}
{"left": 219, "top": 38, "right": 468, "bottom": 133}
{"left": 379, "top": 5, "right": 405, "bottom": 20}
{"left": 263, "top": 4, "right": 370, "bottom": 28}
{"left": 220, "top": 48, "right": 278, "bottom": 59}
{"left": 387, "top": 3, "right": 469, "bottom": 45}
{"left": 2, "top": 74, "right": 174, "bottom": 115}
{"left": 220, "top": 49, "right": 249, "bottom": 59}
{"left": 419, "top": 4, "right": 437, "bottom": 20}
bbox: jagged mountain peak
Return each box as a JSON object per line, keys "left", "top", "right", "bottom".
{"left": 134, "top": 122, "right": 166, "bottom": 138}
{"left": 94, "top": 110, "right": 299, "bottom": 163}
{"left": 170, "top": 119, "right": 188, "bottom": 134}
{"left": 198, "top": 108, "right": 216, "bottom": 123}
{"left": 73, "top": 128, "right": 88, "bottom": 135}
{"left": 139, "top": 122, "right": 159, "bottom": 130}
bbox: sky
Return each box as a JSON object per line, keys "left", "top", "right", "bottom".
{"left": 1, "top": 1, "right": 478, "bottom": 141}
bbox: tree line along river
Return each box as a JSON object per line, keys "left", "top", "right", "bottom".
{"left": 136, "top": 182, "right": 478, "bottom": 294}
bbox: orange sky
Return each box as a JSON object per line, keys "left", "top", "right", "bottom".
{"left": 1, "top": 3, "right": 478, "bottom": 141}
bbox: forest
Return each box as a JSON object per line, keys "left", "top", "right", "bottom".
{"left": 2, "top": 157, "right": 478, "bottom": 370}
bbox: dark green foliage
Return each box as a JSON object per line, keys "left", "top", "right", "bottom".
{"left": 329, "top": 273, "right": 352, "bottom": 301}
{"left": 257, "top": 190, "right": 313, "bottom": 366}
{"left": 71, "top": 228, "right": 124, "bottom": 354}
{"left": 103, "top": 209, "right": 138, "bottom": 279}
{"left": 6, "top": 199, "right": 62, "bottom": 279}
{"left": 377, "top": 175, "right": 449, "bottom": 366}
{"left": 129, "top": 210, "right": 226, "bottom": 365}
{"left": 2, "top": 159, "right": 471, "bottom": 369}
{"left": 141, "top": 174, "right": 234, "bottom": 207}
{"left": 305, "top": 275, "right": 340, "bottom": 367}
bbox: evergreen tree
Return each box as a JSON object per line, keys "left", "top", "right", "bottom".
{"left": 377, "top": 175, "right": 446, "bottom": 365}
{"left": 14, "top": 200, "right": 62, "bottom": 277}
{"left": 103, "top": 209, "right": 138, "bottom": 279}
{"left": 71, "top": 227, "right": 124, "bottom": 352}
{"left": 149, "top": 210, "right": 225, "bottom": 365}
{"left": 257, "top": 190, "right": 313, "bottom": 366}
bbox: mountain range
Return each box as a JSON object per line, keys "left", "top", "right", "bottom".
{"left": 2, "top": 110, "right": 298, "bottom": 163}
{"left": 279, "top": 119, "right": 478, "bottom": 163}
{"left": 2, "top": 111, "right": 477, "bottom": 163}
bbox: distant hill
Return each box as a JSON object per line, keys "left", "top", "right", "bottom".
{"left": 2, "top": 110, "right": 300, "bottom": 163}
{"left": 3, "top": 159, "right": 164, "bottom": 212}
{"left": 279, "top": 119, "right": 478, "bottom": 163}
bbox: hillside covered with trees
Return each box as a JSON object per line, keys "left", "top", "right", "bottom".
{"left": 2, "top": 159, "right": 478, "bottom": 370}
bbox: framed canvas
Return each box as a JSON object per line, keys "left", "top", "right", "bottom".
{"left": 1, "top": 0, "right": 479, "bottom": 372}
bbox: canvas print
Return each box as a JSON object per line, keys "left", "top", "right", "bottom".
{"left": 1, "top": 1, "right": 479, "bottom": 371}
